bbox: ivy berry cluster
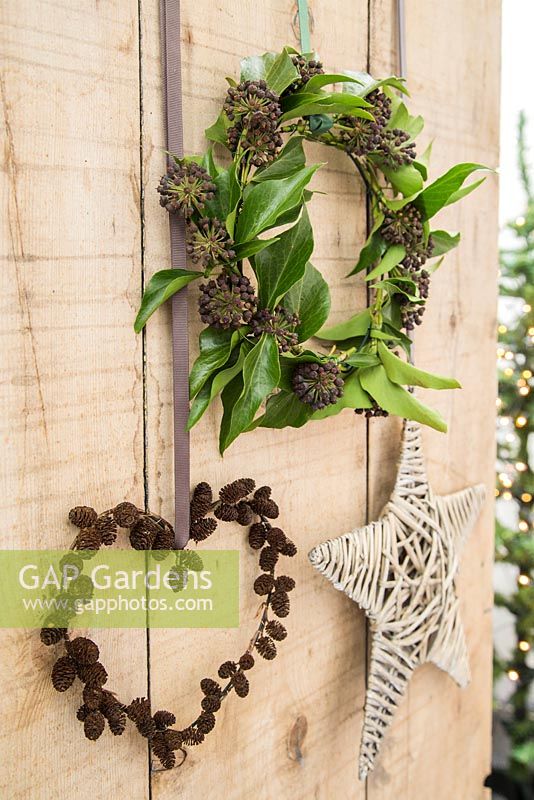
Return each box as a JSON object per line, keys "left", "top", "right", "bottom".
{"left": 135, "top": 47, "right": 489, "bottom": 452}
{"left": 41, "top": 479, "right": 296, "bottom": 770}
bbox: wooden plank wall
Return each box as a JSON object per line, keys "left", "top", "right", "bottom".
{"left": 0, "top": 1, "right": 500, "bottom": 798}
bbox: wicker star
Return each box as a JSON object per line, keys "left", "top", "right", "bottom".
{"left": 308, "top": 420, "right": 486, "bottom": 780}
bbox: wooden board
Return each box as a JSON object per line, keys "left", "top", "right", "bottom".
{"left": 0, "top": 0, "right": 499, "bottom": 797}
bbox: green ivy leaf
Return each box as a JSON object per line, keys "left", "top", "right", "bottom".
{"left": 377, "top": 341, "right": 460, "bottom": 390}
{"left": 200, "top": 148, "right": 220, "bottom": 177}
{"left": 444, "top": 176, "right": 487, "bottom": 208}
{"left": 359, "top": 364, "right": 448, "bottom": 432}
{"left": 205, "top": 111, "right": 230, "bottom": 146}
{"left": 236, "top": 165, "right": 321, "bottom": 242}
{"left": 346, "top": 213, "right": 386, "bottom": 276}
{"left": 377, "top": 161, "right": 425, "bottom": 197}
{"left": 311, "top": 371, "right": 373, "bottom": 419}
{"left": 219, "top": 373, "right": 245, "bottom": 454}
{"left": 307, "top": 114, "right": 334, "bottom": 134}
{"left": 304, "top": 73, "right": 364, "bottom": 92}
{"left": 430, "top": 230, "right": 461, "bottom": 256}
{"left": 413, "top": 163, "right": 489, "bottom": 220}
{"left": 134, "top": 269, "right": 201, "bottom": 333}
{"left": 253, "top": 206, "right": 313, "bottom": 307}
{"left": 281, "top": 91, "right": 373, "bottom": 122}
{"left": 283, "top": 262, "right": 331, "bottom": 341}
{"left": 254, "top": 390, "right": 312, "bottom": 430}
{"left": 239, "top": 49, "right": 299, "bottom": 94}
{"left": 252, "top": 137, "right": 306, "bottom": 183}
{"left": 189, "top": 328, "right": 238, "bottom": 398}
{"left": 413, "top": 141, "right": 433, "bottom": 181}
{"left": 316, "top": 308, "right": 371, "bottom": 341}
{"left": 233, "top": 236, "right": 280, "bottom": 260}
{"left": 342, "top": 71, "right": 408, "bottom": 97}
{"left": 187, "top": 344, "right": 249, "bottom": 430}
{"left": 366, "top": 244, "right": 406, "bottom": 281}
{"left": 345, "top": 352, "right": 380, "bottom": 368}
{"left": 220, "top": 334, "right": 280, "bottom": 453}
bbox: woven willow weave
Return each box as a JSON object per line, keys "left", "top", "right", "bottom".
{"left": 309, "top": 420, "right": 486, "bottom": 780}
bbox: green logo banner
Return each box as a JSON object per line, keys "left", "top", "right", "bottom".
{"left": 0, "top": 550, "right": 239, "bottom": 628}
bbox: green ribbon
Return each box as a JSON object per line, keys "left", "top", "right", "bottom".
{"left": 297, "top": 0, "right": 311, "bottom": 53}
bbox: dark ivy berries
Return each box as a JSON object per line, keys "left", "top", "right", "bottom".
{"left": 381, "top": 204, "right": 424, "bottom": 249}
{"left": 224, "top": 80, "right": 283, "bottom": 166}
{"left": 250, "top": 306, "right": 300, "bottom": 352}
{"left": 157, "top": 161, "right": 216, "bottom": 218}
{"left": 292, "top": 360, "right": 345, "bottom": 411}
{"left": 198, "top": 273, "right": 257, "bottom": 330}
{"left": 186, "top": 217, "right": 236, "bottom": 268}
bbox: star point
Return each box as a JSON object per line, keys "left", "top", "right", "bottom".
{"left": 309, "top": 420, "right": 486, "bottom": 780}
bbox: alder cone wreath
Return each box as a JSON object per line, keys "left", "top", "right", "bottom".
{"left": 135, "top": 47, "right": 489, "bottom": 453}
{"left": 41, "top": 479, "right": 297, "bottom": 770}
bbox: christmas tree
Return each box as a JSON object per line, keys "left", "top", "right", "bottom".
{"left": 489, "top": 111, "right": 534, "bottom": 798}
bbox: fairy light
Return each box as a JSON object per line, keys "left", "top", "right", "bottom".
{"left": 508, "top": 669, "right": 520, "bottom": 682}
{"left": 505, "top": 351, "right": 515, "bottom": 360}
{"left": 518, "top": 520, "right": 529, "bottom": 532}
{"left": 523, "top": 370, "right": 533, "bottom": 379}
{"left": 504, "top": 368, "right": 514, "bottom": 377}
{"left": 499, "top": 474, "right": 513, "bottom": 488}
{"left": 518, "top": 641, "right": 530, "bottom": 653}
{"left": 518, "top": 574, "right": 531, "bottom": 587}
{"left": 505, "top": 433, "right": 515, "bottom": 443}
{"left": 523, "top": 303, "right": 532, "bottom": 313}
{"left": 495, "top": 488, "right": 500, "bottom": 498}
{"left": 497, "top": 347, "right": 506, "bottom": 358}
{"left": 516, "top": 216, "right": 526, "bottom": 226}
{"left": 519, "top": 386, "right": 530, "bottom": 396}
{"left": 529, "top": 326, "right": 534, "bottom": 336}
{"left": 499, "top": 416, "right": 511, "bottom": 427}
{"left": 502, "top": 491, "right": 513, "bottom": 501}
{"left": 515, "top": 415, "right": 527, "bottom": 428}
{"left": 521, "top": 492, "right": 532, "bottom": 503}
{"left": 517, "top": 378, "right": 527, "bottom": 387}
{"left": 515, "top": 462, "right": 528, "bottom": 472}
{"left": 498, "top": 324, "right": 508, "bottom": 334}
{"left": 496, "top": 397, "right": 503, "bottom": 409}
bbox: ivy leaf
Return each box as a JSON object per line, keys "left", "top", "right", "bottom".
{"left": 307, "top": 114, "right": 334, "bottom": 134}
{"left": 233, "top": 236, "right": 280, "bottom": 260}
{"left": 200, "top": 148, "right": 220, "bottom": 177}
{"left": 347, "top": 213, "right": 386, "bottom": 276}
{"left": 304, "top": 73, "right": 364, "bottom": 92}
{"left": 377, "top": 161, "right": 424, "bottom": 197}
{"left": 413, "top": 163, "right": 489, "bottom": 220}
{"left": 444, "top": 176, "right": 486, "bottom": 208}
{"left": 342, "top": 71, "right": 408, "bottom": 97}
{"left": 345, "top": 352, "right": 380, "bottom": 368}
{"left": 134, "top": 269, "right": 202, "bottom": 333}
{"left": 366, "top": 245, "right": 406, "bottom": 281}
{"left": 359, "top": 365, "right": 448, "bottom": 432}
{"left": 220, "top": 334, "right": 280, "bottom": 453}
{"left": 387, "top": 102, "right": 424, "bottom": 138}
{"left": 316, "top": 308, "right": 371, "bottom": 341}
{"left": 239, "top": 49, "right": 299, "bottom": 94}
{"left": 413, "top": 141, "right": 433, "bottom": 181}
{"left": 204, "top": 162, "right": 240, "bottom": 223}
{"left": 311, "top": 371, "right": 373, "bottom": 419}
{"left": 205, "top": 111, "right": 230, "bottom": 146}
{"left": 189, "top": 328, "right": 239, "bottom": 398}
{"left": 253, "top": 206, "right": 313, "bottom": 307}
{"left": 236, "top": 165, "right": 321, "bottom": 242}
{"left": 252, "top": 137, "right": 306, "bottom": 183}
{"left": 377, "top": 341, "right": 460, "bottom": 390}
{"left": 283, "top": 262, "right": 331, "bottom": 341}
{"left": 219, "top": 373, "right": 245, "bottom": 454}
{"left": 240, "top": 51, "right": 278, "bottom": 83}
{"left": 430, "top": 230, "right": 461, "bottom": 256}
{"left": 254, "top": 390, "right": 312, "bottom": 430}
{"left": 187, "top": 344, "right": 249, "bottom": 430}
{"left": 265, "top": 49, "right": 300, "bottom": 95}
{"left": 281, "top": 94, "right": 374, "bottom": 123}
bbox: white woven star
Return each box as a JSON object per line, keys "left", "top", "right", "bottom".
{"left": 308, "top": 420, "right": 486, "bottom": 780}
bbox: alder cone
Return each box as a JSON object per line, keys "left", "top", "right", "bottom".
{"left": 154, "top": 710, "right": 176, "bottom": 731}
{"left": 190, "top": 482, "right": 213, "bottom": 520}
{"left": 40, "top": 627, "right": 66, "bottom": 646}
{"left": 255, "top": 635, "right": 277, "bottom": 660}
{"left": 200, "top": 678, "right": 221, "bottom": 697}
{"left": 68, "top": 506, "right": 97, "bottom": 528}
{"left": 78, "top": 661, "right": 108, "bottom": 687}
{"left": 271, "top": 590, "right": 290, "bottom": 618}
{"left": 84, "top": 710, "right": 106, "bottom": 741}
{"left": 196, "top": 712, "right": 216, "bottom": 734}
{"left": 164, "top": 729, "right": 183, "bottom": 750}
{"left": 51, "top": 656, "right": 77, "bottom": 692}
{"left": 67, "top": 636, "right": 100, "bottom": 665}
{"left": 113, "top": 501, "right": 140, "bottom": 528}
{"left": 265, "top": 620, "right": 287, "bottom": 641}
{"left": 82, "top": 685, "right": 104, "bottom": 710}
{"left": 219, "top": 478, "right": 256, "bottom": 505}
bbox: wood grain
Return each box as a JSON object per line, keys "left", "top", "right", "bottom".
{"left": 0, "top": 0, "right": 499, "bottom": 797}
{"left": 0, "top": 1, "right": 148, "bottom": 797}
